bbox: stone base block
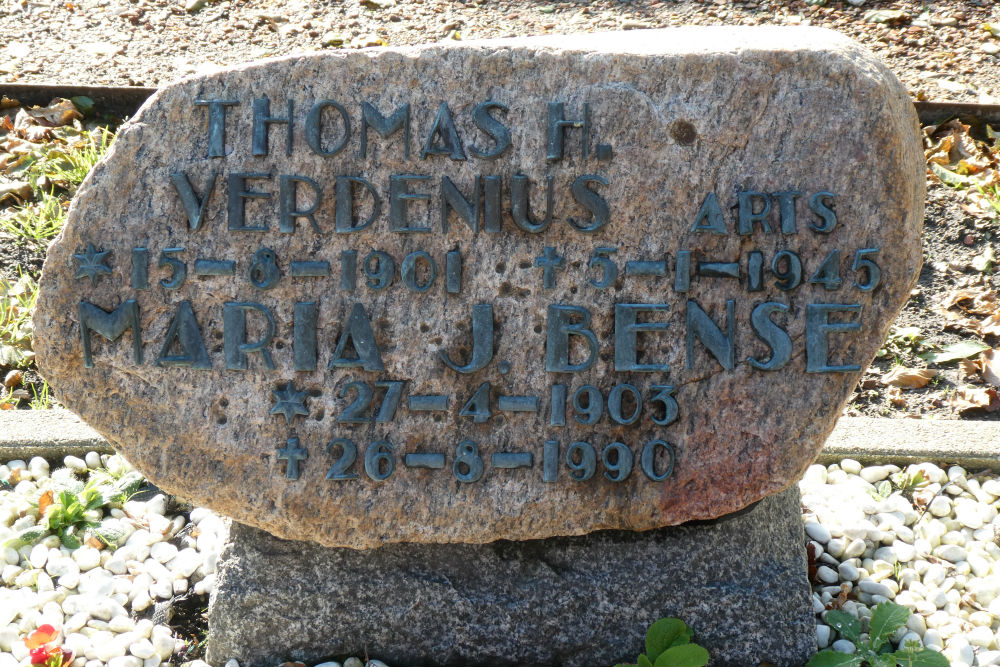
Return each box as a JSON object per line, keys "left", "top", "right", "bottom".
{"left": 207, "top": 487, "right": 814, "bottom": 667}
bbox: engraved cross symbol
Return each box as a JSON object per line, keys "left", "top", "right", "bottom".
{"left": 534, "top": 246, "right": 564, "bottom": 290}
{"left": 277, "top": 437, "right": 308, "bottom": 480}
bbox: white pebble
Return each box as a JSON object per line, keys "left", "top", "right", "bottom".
{"left": 149, "top": 542, "right": 177, "bottom": 564}
{"left": 969, "top": 626, "right": 996, "bottom": 648}
{"left": 84, "top": 452, "right": 101, "bottom": 469}
{"left": 929, "top": 497, "right": 952, "bottom": 517}
{"left": 108, "top": 657, "right": 142, "bottom": 667}
{"left": 860, "top": 465, "right": 890, "bottom": 483}
{"left": 109, "top": 616, "right": 135, "bottom": 633}
{"left": 28, "top": 544, "right": 49, "bottom": 569}
{"left": 924, "top": 629, "right": 943, "bottom": 649}
{"left": 932, "top": 544, "right": 967, "bottom": 563}
{"left": 840, "top": 459, "right": 862, "bottom": 475}
{"left": 982, "top": 480, "right": 1000, "bottom": 497}
{"left": 73, "top": 547, "right": 101, "bottom": 571}
{"left": 151, "top": 626, "right": 174, "bottom": 659}
{"left": 816, "top": 566, "right": 838, "bottom": 584}
{"left": 860, "top": 579, "right": 895, "bottom": 599}
{"left": 832, "top": 639, "right": 856, "bottom": 654}
{"left": 803, "top": 464, "right": 828, "bottom": 485}
{"left": 805, "top": 522, "right": 831, "bottom": 544}
{"left": 816, "top": 624, "right": 831, "bottom": 648}
{"left": 980, "top": 651, "right": 1000, "bottom": 667}
{"left": 145, "top": 495, "right": 167, "bottom": 516}
{"left": 844, "top": 538, "right": 866, "bottom": 559}
{"left": 129, "top": 639, "right": 157, "bottom": 660}
{"left": 63, "top": 456, "right": 88, "bottom": 472}
{"left": 838, "top": 561, "right": 860, "bottom": 581}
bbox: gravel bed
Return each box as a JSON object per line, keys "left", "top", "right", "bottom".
{"left": 3, "top": 0, "right": 999, "bottom": 104}
{"left": 0, "top": 453, "right": 220, "bottom": 667}
{"left": 0, "top": 453, "right": 392, "bottom": 667}
{"left": 801, "top": 460, "right": 1000, "bottom": 667}
{"left": 6, "top": 450, "right": 1000, "bottom": 666}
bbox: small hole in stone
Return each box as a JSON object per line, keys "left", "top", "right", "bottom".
{"left": 518, "top": 260, "right": 531, "bottom": 269}
{"left": 433, "top": 414, "right": 442, "bottom": 422}
{"left": 217, "top": 416, "right": 227, "bottom": 426}
{"left": 495, "top": 262, "right": 506, "bottom": 274}
{"left": 219, "top": 398, "right": 229, "bottom": 408}
{"left": 570, "top": 286, "right": 578, "bottom": 294}
{"left": 314, "top": 408, "right": 325, "bottom": 421}
{"left": 307, "top": 388, "right": 322, "bottom": 397}
{"left": 420, "top": 323, "right": 430, "bottom": 333}
{"left": 533, "top": 324, "right": 542, "bottom": 334}
{"left": 670, "top": 119, "right": 698, "bottom": 145}
{"left": 275, "top": 341, "right": 285, "bottom": 350}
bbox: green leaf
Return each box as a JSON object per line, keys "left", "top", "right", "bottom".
{"left": 893, "top": 649, "right": 950, "bottom": 667}
{"left": 58, "top": 525, "right": 81, "bottom": 550}
{"left": 870, "top": 653, "right": 896, "bottom": 667}
{"left": 919, "top": 340, "right": 991, "bottom": 364}
{"left": 100, "top": 470, "right": 145, "bottom": 506}
{"left": 824, "top": 610, "right": 861, "bottom": 644}
{"left": 929, "top": 161, "right": 973, "bottom": 188}
{"left": 653, "top": 645, "right": 709, "bottom": 667}
{"left": 869, "top": 602, "right": 910, "bottom": 651}
{"left": 646, "top": 618, "right": 691, "bottom": 658}
{"left": 876, "top": 480, "right": 892, "bottom": 499}
{"left": 805, "top": 650, "right": 864, "bottom": 667}
{"left": 637, "top": 655, "right": 654, "bottom": 667}
{"left": 2, "top": 525, "right": 48, "bottom": 549}
{"left": 70, "top": 96, "right": 95, "bottom": 117}
{"left": 92, "top": 519, "right": 129, "bottom": 548}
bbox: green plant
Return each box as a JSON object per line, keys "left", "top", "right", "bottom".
{"left": 615, "top": 618, "right": 709, "bottom": 667}
{"left": 0, "top": 271, "right": 38, "bottom": 368}
{"left": 807, "top": 602, "right": 948, "bottom": 666}
{"left": 876, "top": 327, "right": 925, "bottom": 359}
{"left": 29, "top": 379, "right": 53, "bottom": 409}
{"left": 43, "top": 482, "right": 105, "bottom": 548}
{"left": 892, "top": 470, "right": 928, "bottom": 496}
{"left": 0, "top": 191, "right": 66, "bottom": 246}
{"left": 26, "top": 126, "right": 113, "bottom": 193}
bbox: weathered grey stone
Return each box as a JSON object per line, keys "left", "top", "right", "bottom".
{"left": 35, "top": 27, "right": 923, "bottom": 548}
{"left": 207, "top": 486, "right": 814, "bottom": 667}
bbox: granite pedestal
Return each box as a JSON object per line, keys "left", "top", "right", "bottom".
{"left": 207, "top": 486, "right": 814, "bottom": 667}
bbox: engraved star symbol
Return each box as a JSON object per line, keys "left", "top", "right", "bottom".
{"left": 72, "top": 243, "right": 112, "bottom": 286}
{"left": 270, "top": 382, "right": 309, "bottom": 424}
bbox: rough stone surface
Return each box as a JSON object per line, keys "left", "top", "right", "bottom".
{"left": 35, "top": 27, "right": 924, "bottom": 548}
{"left": 207, "top": 486, "right": 814, "bottom": 667}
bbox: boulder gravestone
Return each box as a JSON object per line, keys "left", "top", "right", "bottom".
{"left": 35, "top": 27, "right": 923, "bottom": 666}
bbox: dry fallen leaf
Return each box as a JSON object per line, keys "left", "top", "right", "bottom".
{"left": 980, "top": 312, "right": 1000, "bottom": 336}
{"left": 959, "top": 357, "right": 980, "bottom": 380}
{"left": 979, "top": 349, "right": 1000, "bottom": 385}
{"left": 950, "top": 385, "right": 1000, "bottom": 412}
{"left": 24, "top": 99, "right": 82, "bottom": 127}
{"left": 38, "top": 490, "right": 53, "bottom": 515}
{"left": 881, "top": 366, "right": 939, "bottom": 389}
{"left": 85, "top": 536, "right": 105, "bottom": 550}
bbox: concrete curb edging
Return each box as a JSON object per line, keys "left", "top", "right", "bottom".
{"left": 0, "top": 408, "right": 112, "bottom": 459}
{"left": 1, "top": 409, "right": 999, "bottom": 470}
